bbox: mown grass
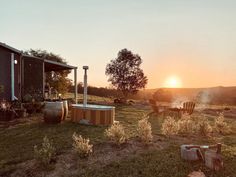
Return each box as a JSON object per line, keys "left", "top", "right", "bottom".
{"left": 0, "top": 103, "right": 236, "bottom": 177}
{"left": 82, "top": 144, "right": 236, "bottom": 177}
{"left": 0, "top": 122, "right": 106, "bottom": 175}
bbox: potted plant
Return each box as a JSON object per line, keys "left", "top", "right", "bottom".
{"left": 23, "top": 90, "right": 44, "bottom": 115}
{"left": 11, "top": 100, "right": 26, "bottom": 118}
{"left": 0, "top": 100, "right": 16, "bottom": 121}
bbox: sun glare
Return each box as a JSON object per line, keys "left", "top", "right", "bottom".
{"left": 164, "top": 76, "right": 182, "bottom": 88}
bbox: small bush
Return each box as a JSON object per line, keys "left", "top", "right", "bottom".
{"left": 161, "top": 116, "right": 178, "bottom": 136}
{"left": 105, "top": 122, "right": 126, "bottom": 145}
{"left": 214, "top": 113, "right": 231, "bottom": 135}
{"left": 177, "top": 114, "right": 195, "bottom": 135}
{"left": 34, "top": 136, "right": 56, "bottom": 166}
{"left": 72, "top": 133, "right": 93, "bottom": 158}
{"left": 137, "top": 116, "right": 153, "bottom": 144}
{"left": 196, "top": 115, "right": 212, "bottom": 136}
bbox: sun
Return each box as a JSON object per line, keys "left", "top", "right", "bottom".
{"left": 164, "top": 76, "right": 182, "bottom": 88}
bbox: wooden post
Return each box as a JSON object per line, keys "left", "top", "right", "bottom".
{"left": 83, "top": 66, "right": 89, "bottom": 106}
{"left": 74, "top": 68, "right": 77, "bottom": 104}
{"left": 21, "top": 56, "right": 24, "bottom": 101}
{"left": 42, "top": 61, "right": 45, "bottom": 100}
{"left": 11, "top": 53, "right": 15, "bottom": 101}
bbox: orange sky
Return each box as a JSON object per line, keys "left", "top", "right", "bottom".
{"left": 1, "top": 0, "right": 236, "bottom": 89}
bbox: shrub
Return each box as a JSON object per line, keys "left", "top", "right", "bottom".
{"left": 161, "top": 116, "right": 178, "bottom": 136}
{"left": 105, "top": 122, "right": 126, "bottom": 145}
{"left": 196, "top": 115, "right": 212, "bottom": 136}
{"left": 0, "top": 100, "right": 11, "bottom": 110}
{"left": 34, "top": 136, "right": 56, "bottom": 166}
{"left": 137, "top": 116, "right": 153, "bottom": 144}
{"left": 214, "top": 113, "right": 231, "bottom": 135}
{"left": 177, "top": 114, "right": 195, "bottom": 135}
{"left": 72, "top": 133, "right": 93, "bottom": 158}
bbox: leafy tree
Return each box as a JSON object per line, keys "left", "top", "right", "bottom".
{"left": 153, "top": 89, "right": 173, "bottom": 102}
{"left": 105, "top": 49, "right": 148, "bottom": 99}
{"left": 24, "top": 49, "right": 72, "bottom": 94}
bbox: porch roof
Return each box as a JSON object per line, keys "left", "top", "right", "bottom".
{"left": 44, "top": 59, "right": 76, "bottom": 72}
{"left": 22, "top": 54, "right": 77, "bottom": 72}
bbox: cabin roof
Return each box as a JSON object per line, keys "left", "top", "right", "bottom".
{"left": 0, "top": 42, "right": 22, "bottom": 54}
{"left": 0, "top": 42, "right": 77, "bottom": 71}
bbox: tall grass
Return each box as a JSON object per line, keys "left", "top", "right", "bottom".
{"left": 72, "top": 132, "right": 93, "bottom": 158}
{"left": 214, "top": 113, "right": 231, "bottom": 135}
{"left": 105, "top": 122, "right": 127, "bottom": 145}
{"left": 137, "top": 116, "right": 153, "bottom": 144}
{"left": 161, "top": 117, "right": 178, "bottom": 136}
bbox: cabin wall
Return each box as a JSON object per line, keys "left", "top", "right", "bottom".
{"left": 22, "top": 56, "right": 44, "bottom": 102}
{"left": 0, "top": 46, "right": 21, "bottom": 101}
{"left": 14, "top": 53, "right": 21, "bottom": 100}
{"left": 0, "top": 46, "right": 11, "bottom": 100}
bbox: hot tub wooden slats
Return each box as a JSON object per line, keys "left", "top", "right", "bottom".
{"left": 71, "top": 106, "right": 115, "bottom": 125}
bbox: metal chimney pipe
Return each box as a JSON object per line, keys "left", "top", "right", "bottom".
{"left": 83, "top": 66, "right": 89, "bottom": 107}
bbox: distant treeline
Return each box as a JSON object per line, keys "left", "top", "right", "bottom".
{"left": 69, "top": 85, "right": 236, "bottom": 105}
{"left": 149, "top": 87, "right": 236, "bottom": 105}
{"left": 69, "top": 83, "right": 123, "bottom": 98}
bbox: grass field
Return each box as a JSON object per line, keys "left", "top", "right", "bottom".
{"left": 0, "top": 101, "right": 236, "bottom": 177}
{"left": 64, "top": 93, "right": 113, "bottom": 104}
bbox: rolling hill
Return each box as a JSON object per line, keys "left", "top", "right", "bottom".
{"left": 136, "top": 86, "right": 236, "bottom": 105}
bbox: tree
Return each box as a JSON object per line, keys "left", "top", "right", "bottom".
{"left": 105, "top": 49, "right": 148, "bottom": 99}
{"left": 153, "top": 89, "right": 172, "bottom": 102}
{"left": 24, "top": 49, "right": 72, "bottom": 94}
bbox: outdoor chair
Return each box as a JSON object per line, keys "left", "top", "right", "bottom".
{"left": 165, "top": 101, "right": 195, "bottom": 118}
{"left": 181, "top": 101, "right": 195, "bottom": 115}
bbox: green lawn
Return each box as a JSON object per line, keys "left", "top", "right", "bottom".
{"left": 0, "top": 104, "right": 236, "bottom": 177}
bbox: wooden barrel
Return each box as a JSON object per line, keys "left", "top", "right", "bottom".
{"left": 44, "top": 102, "right": 64, "bottom": 123}
{"left": 62, "top": 100, "right": 68, "bottom": 120}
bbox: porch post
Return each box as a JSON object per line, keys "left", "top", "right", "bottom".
{"left": 42, "top": 61, "right": 45, "bottom": 100}
{"left": 74, "top": 68, "right": 77, "bottom": 104}
{"left": 11, "top": 53, "right": 15, "bottom": 101}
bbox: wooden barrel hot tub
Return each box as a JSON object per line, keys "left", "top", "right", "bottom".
{"left": 71, "top": 104, "right": 115, "bottom": 125}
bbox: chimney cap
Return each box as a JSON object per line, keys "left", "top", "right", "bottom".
{"left": 83, "top": 66, "right": 89, "bottom": 70}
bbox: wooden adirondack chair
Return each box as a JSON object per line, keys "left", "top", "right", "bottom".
{"left": 166, "top": 101, "right": 195, "bottom": 118}
{"left": 182, "top": 101, "right": 195, "bottom": 115}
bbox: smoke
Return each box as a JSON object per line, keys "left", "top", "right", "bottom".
{"left": 197, "top": 90, "right": 212, "bottom": 111}
{"left": 199, "top": 90, "right": 211, "bottom": 104}
{"left": 171, "top": 96, "right": 189, "bottom": 108}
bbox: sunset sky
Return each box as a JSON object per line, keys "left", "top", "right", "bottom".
{"left": 1, "top": 0, "right": 236, "bottom": 89}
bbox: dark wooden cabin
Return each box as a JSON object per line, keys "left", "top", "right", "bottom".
{"left": 0, "top": 42, "right": 78, "bottom": 102}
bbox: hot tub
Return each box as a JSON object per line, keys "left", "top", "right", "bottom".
{"left": 71, "top": 104, "right": 115, "bottom": 125}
